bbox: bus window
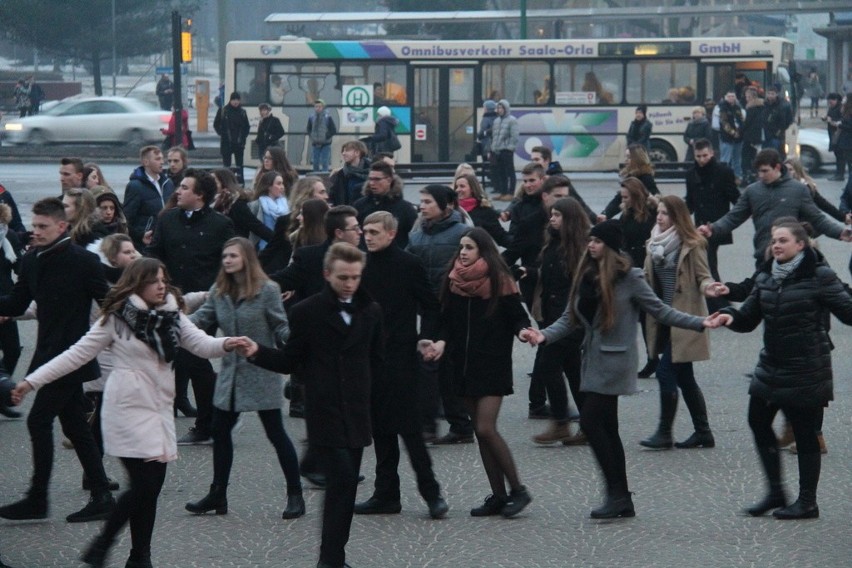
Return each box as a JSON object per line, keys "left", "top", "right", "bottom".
{"left": 553, "top": 62, "right": 622, "bottom": 104}
{"left": 626, "top": 60, "right": 696, "bottom": 104}
{"left": 269, "top": 62, "right": 339, "bottom": 106}
{"left": 236, "top": 61, "right": 270, "bottom": 106}
{"left": 482, "top": 61, "right": 549, "bottom": 105}
{"left": 340, "top": 63, "right": 407, "bottom": 105}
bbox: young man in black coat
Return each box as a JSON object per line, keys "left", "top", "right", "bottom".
{"left": 240, "top": 243, "right": 384, "bottom": 568}
{"left": 356, "top": 211, "right": 448, "bottom": 519}
{"left": 213, "top": 92, "right": 250, "bottom": 182}
{"left": 148, "top": 169, "right": 235, "bottom": 445}
{"left": 0, "top": 198, "right": 115, "bottom": 523}
{"left": 123, "top": 146, "right": 172, "bottom": 251}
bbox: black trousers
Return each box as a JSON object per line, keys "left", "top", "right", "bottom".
{"left": 420, "top": 358, "right": 472, "bottom": 436}
{"left": 174, "top": 348, "right": 216, "bottom": 436}
{"left": 492, "top": 149, "right": 516, "bottom": 195}
{"left": 220, "top": 144, "right": 246, "bottom": 183}
{"left": 531, "top": 336, "right": 583, "bottom": 421}
{"left": 101, "top": 458, "right": 167, "bottom": 561}
{"left": 748, "top": 396, "right": 823, "bottom": 455}
{"left": 372, "top": 429, "right": 440, "bottom": 503}
{"left": 316, "top": 446, "right": 363, "bottom": 568}
{"left": 580, "top": 393, "right": 628, "bottom": 497}
{"left": 26, "top": 381, "right": 110, "bottom": 497}
{"left": 0, "top": 320, "right": 21, "bottom": 375}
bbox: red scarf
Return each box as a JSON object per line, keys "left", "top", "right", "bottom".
{"left": 458, "top": 197, "right": 478, "bottom": 212}
{"left": 448, "top": 258, "right": 518, "bottom": 299}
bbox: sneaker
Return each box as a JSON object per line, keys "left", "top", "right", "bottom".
{"left": 502, "top": 486, "right": 532, "bottom": 518}
{"left": 177, "top": 427, "right": 213, "bottom": 445}
{"left": 66, "top": 492, "right": 115, "bottom": 523}
{"left": 470, "top": 494, "right": 507, "bottom": 517}
{"left": 431, "top": 432, "right": 474, "bottom": 445}
{"left": 0, "top": 494, "right": 48, "bottom": 521}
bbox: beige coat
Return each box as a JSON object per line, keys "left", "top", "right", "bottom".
{"left": 24, "top": 294, "right": 228, "bottom": 462}
{"left": 644, "top": 242, "right": 712, "bottom": 363}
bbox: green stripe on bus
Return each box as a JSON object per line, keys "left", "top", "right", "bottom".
{"left": 308, "top": 42, "right": 341, "bottom": 59}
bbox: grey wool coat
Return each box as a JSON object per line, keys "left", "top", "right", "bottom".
{"left": 190, "top": 280, "right": 290, "bottom": 412}
{"left": 541, "top": 268, "right": 706, "bottom": 396}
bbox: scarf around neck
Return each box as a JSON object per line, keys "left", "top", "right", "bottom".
{"left": 458, "top": 197, "right": 478, "bottom": 212}
{"left": 771, "top": 251, "right": 805, "bottom": 283}
{"left": 448, "top": 257, "right": 518, "bottom": 299}
{"left": 117, "top": 294, "right": 181, "bottom": 364}
{"left": 647, "top": 224, "right": 681, "bottom": 267}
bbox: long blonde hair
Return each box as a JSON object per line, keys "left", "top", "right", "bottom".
{"left": 620, "top": 143, "right": 655, "bottom": 178}
{"left": 568, "top": 244, "right": 632, "bottom": 332}
{"left": 214, "top": 237, "right": 269, "bottom": 300}
{"left": 64, "top": 188, "right": 99, "bottom": 243}
{"left": 658, "top": 195, "right": 705, "bottom": 249}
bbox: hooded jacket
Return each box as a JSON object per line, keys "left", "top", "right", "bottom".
{"left": 406, "top": 211, "right": 470, "bottom": 292}
{"left": 491, "top": 99, "right": 519, "bottom": 153}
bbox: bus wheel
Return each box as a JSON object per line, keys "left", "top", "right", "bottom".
{"left": 649, "top": 140, "right": 677, "bottom": 163}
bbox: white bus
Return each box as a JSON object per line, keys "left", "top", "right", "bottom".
{"left": 225, "top": 36, "right": 795, "bottom": 170}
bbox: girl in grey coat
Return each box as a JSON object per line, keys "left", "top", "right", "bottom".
{"left": 523, "top": 221, "right": 720, "bottom": 520}
{"left": 185, "top": 237, "right": 304, "bottom": 520}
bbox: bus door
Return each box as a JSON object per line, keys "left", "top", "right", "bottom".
{"left": 412, "top": 65, "right": 476, "bottom": 163}
{"left": 703, "top": 61, "right": 769, "bottom": 102}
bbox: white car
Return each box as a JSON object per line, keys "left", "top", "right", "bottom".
{"left": 3, "top": 96, "right": 170, "bottom": 146}
{"left": 796, "top": 127, "right": 835, "bottom": 172}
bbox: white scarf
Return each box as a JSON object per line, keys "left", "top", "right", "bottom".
{"left": 647, "top": 224, "right": 681, "bottom": 267}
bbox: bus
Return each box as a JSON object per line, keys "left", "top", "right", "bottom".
{"left": 224, "top": 36, "right": 795, "bottom": 171}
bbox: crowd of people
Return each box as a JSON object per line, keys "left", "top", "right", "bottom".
{"left": 1, "top": 89, "right": 852, "bottom": 568}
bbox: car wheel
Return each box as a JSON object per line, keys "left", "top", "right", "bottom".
{"left": 28, "top": 130, "right": 48, "bottom": 146}
{"left": 125, "top": 129, "right": 146, "bottom": 147}
{"left": 648, "top": 140, "right": 677, "bottom": 163}
{"left": 799, "top": 147, "right": 821, "bottom": 172}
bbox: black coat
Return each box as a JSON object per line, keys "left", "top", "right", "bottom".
{"left": 123, "top": 166, "right": 173, "bottom": 250}
{"left": 328, "top": 158, "right": 370, "bottom": 206}
{"left": 147, "top": 206, "right": 235, "bottom": 293}
{"left": 353, "top": 191, "right": 417, "bottom": 250}
{"left": 214, "top": 104, "right": 250, "bottom": 148}
{"left": 269, "top": 240, "right": 331, "bottom": 304}
{"left": 741, "top": 101, "right": 764, "bottom": 146}
{"left": 362, "top": 245, "right": 440, "bottom": 433}
{"left": 227, "top": 198, "right": 274, "bottom": 243}
{"left": 528, "top": 228, "right": 583, "bottom": 329}
{"left": 0, "top": 236, "right": 109, "bottom": 384}
{"left": 722, "top": 248, "right": 852, "bottom": 407}
{"left": 603, "top": 172, "right": 659, "bottom": 218}
{"left": 685, "top": 157, "right": 740, "bottom": 245}
{"left": 250, "top": 286, "right": 384, "bottom": 448}
{"left": 440, "top": 291, "right": 529, "bottom": 398}
{"left": 255, "top": 115, "right": 285, "bottom": 157}
{"left": 619, "top": 206, "right": 656, "bottom": 269}
{"left": 467, "top": 204, "right": 510, "bottom": 248}
{"left": 502, "top": 192, "right": 547, "bottom": 267}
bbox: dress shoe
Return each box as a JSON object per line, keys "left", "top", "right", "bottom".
{"left": 0, "top": 494, "right": 48, "bottom": 521}
{"left": 470, "top": 494, "right": 507, "bottom": 517}
{"left": 527, "top": 404, "right": 551, "bottom": 420}
{"left": 427, "top": 497, "right": 449, "bottom": 519}
{"left": 745, "top": 490, "right": 787, "bottom": 517}
{"left": 639, "top": 431, "right": 673, "bottom": 450}
{"left": 66, "top": 492, "right": 115, "bottom": 523}
{"left": 772, "top": 499, "right": 819, "bottom": 520}
{"left": 317, "top": 562, "right": 354, "bottom": 568}
{"left": 501, "top": 486, "right": 532, "bottom": 518}
{"left": 674, "top": 431, "right": 716, "bottom": 449}
{"left": 173, "top": 397, "right": 197, "bottom": 418}
{"left": 590, "top": 494, "right": 635, "bottom": 519}
{"left": 82, "top": 475, "right": 120, "bottom": 491}
{"left": 177, "top": 427, "right": 212, "bottom": 445}
{"left": 282, "top": 493, "right": 306, "bottom": 519}
{"left": 0, "top": 404, "right": 22, "bottom": 418}
{"left": 354, "top": 497, "right": 402, "bottom": 515}
{"left": 80, "top": 536, "right": 112, "bottom": 567}
{"left": 185, "top": 484, "right": 228, "bottom": 515}
{"left": 431, "top": 432, "right": 474, "bottom": 445}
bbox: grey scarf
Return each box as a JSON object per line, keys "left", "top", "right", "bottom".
{"left": 771, "top": 251, "right": 805, "bottom": 283}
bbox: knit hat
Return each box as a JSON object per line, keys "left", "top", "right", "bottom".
{"left": 377, "top": 106, "right": 391, "bottom": 117}
{"left": 229, "top": 91, "right": 240, "bottom": 101}
{"left": 484, "top": 100, "right": 497, "bottom": 111}
{"left": 635, "top": 104, "right": 648, "bottom": 115}
{"left": 421, "top": 184, "right": 454, "bottom": 211}
{"left": 589, "top": 220, "right": 623, "bottom": 252}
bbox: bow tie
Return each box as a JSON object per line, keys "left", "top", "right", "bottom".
{"left": 337, "top": 300, "right": 356, "bottom": 314}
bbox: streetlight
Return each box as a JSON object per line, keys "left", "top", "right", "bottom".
{"left": 112, "top": 0, "right": 117, "bottom": 95}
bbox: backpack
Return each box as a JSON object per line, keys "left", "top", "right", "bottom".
{"left": 387, "top": 128, "right": 401, "bottom": 152}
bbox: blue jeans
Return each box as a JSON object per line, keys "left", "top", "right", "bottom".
{"left": 655, "top": 339, "right": 698, "bottom": 395}
{"left": 312, "top": 144, "right": 331, "bottom": 172}
{"left": 720, "top": 141, "right": 743, "bottom": 178}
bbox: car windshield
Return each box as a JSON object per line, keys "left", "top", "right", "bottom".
{"left": 41, "top": 100, "right": 79, "bottom": 116}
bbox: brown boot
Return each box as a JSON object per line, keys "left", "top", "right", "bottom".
{"left": 561, "top": 429, "right": 589, "bottom": 446}
{"left": 532, "top": 421, "right": 573, "bottom": 445}
{"left": 789, "top": 434, "right": 827, "bottom": 455}
{"left": 777, "top": 422, "right": 795, "bottom": 447}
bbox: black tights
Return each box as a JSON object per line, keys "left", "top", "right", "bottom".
{"left": 463, "top": 396, "right": 521, "bottom": 498}
{"left": 100, "top": 458, "right": 167, "bottom": 561}
{"left": 580, "top": 393, "right": 628, "bottom": 497}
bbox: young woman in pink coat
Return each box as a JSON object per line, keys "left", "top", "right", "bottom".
{"left": 12, "top": 258, "right": 246, "bottom": 568}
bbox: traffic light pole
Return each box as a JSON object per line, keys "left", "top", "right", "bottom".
{"left": 171, "top": 10, "right": 183, "bottom": 150}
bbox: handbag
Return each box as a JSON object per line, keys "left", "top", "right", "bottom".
{"left": 186, "top": 129, "right": 196, "bottom": 151}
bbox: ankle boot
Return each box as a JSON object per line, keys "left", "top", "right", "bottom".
{"left": 173, "top": 375, "right": 197, "bottom": 417}
{"left": 674, "top": 387, "right": 715, "bottom": 448}
{"left": 637, "top": 357, "right": 658, "bottom": 378}
{"left": 640, "top": 391, "right": 677, "bottom": 450}
{"left": 745, "top": 446, "right": 787, "bottom": 516}
{"left": 281, "top": 492, "right": 305, "bottom": 519}
{"left": 124, "top": 549, "right": 153, "bottom": 568}
{"left": 532, "top": 420, "right": 573, "bottom": 445}
{"left": 774, "top": 451, "right": 821, "bottom": 519}
{"left": 590, "top": 493, "right": 635, "bottom": 519}
{"left": 81, "top": 535, "right": 113, "bottom": 567}
{"left": 185, "top": 484, "right": 227, "bottom": 515}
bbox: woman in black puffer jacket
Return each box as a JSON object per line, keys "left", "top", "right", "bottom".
{"left": 715, "top": 220, "right": 852, "bottom": 520}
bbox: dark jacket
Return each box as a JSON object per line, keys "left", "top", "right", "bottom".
{"left": 826, "top": 103, "right": 842, "bottom": 151}
{"left": 147, "top": 206, "right": 235, "bottom": 293}
{"left": 683, "top": 118, "right": 713, "bottom": 154}
{"left": 214, "top": 104, "right": 250, "bottom": 148}
{"left": 353, "top": 189, "right": 417, "bottom": 250}
{"left": 467, "top": 204, "right": 510, "bottom": 248}
{"left": 269, "top": 240, "right": 331, "bottom": 304}
{"left": 249, "top": 286, "right": 384, "bottom": 448}
{"left": 0, "top": 184, "right": 26, "bottom": 236}
{"left": 407, "top": 212, "right": 470, "bottom": 292}
{"left": 0, "top": 236, "right": 108, "bottom": 384}
{"left": 762, "top": 98, "right": 793, "bottom": 141}
{"left": 123, "top": 166, "right": 173, "bottom": 250}
{"left": 835, "top": 116, "right": 852, "bottom": 152}
{"left": 718, "top": 100, "right": 744, "bottom": 144}
{"left": 502, "top": 192, "right": 547, "bottom": 267}
{"left": 626, "top": 118, "right": 652, "bottom": 150}
{"left": 440, "top": 290, "right": 529, "bottom": 398}
{"left": 721, "top": 248, "right": 852, "bottom": 407}
{"left": 685, "top": 157, "right": 740, "bottom": 245}
{"left": 527, "top": 228, "right": 582, "bottom": 328}
{"left": 602, "top": 172, "right": 659, "bottom": 219}
{"left": 620, "top": 206, "right": 657, "bottom": 269}
{"left": 364, "top": 116, "right": 398, "bottom": 154}
{"left": 362, "top": 245, "right": 440, "bottom": 433}
{"left": 328, "top": 158, "right": 370, "bottom": 206}
{"left": 741, "top": 99, "right": 765, "bottom": 146}
{"left": 255, "top": 114, "right": 285, "bottom": 157}
{"left": 226, "top": 198, "right": 275, "bottom": 243}
{"left": 477, "top": 110, "right": 498, "bottom": 156}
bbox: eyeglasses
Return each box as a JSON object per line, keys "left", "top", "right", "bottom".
{"left": 367, "top": 176, "right": 388, "bottom": 182}
{"left": 342, "top": 226, "right": 362, "bottom": 232}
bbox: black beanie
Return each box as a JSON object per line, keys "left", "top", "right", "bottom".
{"left": 589, "top": 220, "right": 623, "bottom": 252}
{"left": 421, "top": 184, "right": 453, "bottom": 211}
{"left": 229, "top": 91, "right": 241, "bottom": 101}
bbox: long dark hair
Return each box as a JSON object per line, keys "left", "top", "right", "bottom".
{"left": 544, "top": 197, "right": 590, "bottom": 277}
{"left": 257, "top": 146, "right": 298, "bottom": 196}
{"left": 567, "top": 243, "right": 632, "bottom": 332}
{"left": 440, "top": 227, "right": 512, "bottom": 316}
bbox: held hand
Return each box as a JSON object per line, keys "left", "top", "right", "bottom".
{"left": 418, "top": 340, "right": 445, "bottom": 362}
{"left": 704, "top": 282, "right": 730, "bottom": 298}
{"left": 10, "top": 381, "right": 33, "bottom": 405}
{"left": 142, "top": 230, "right": 153, "bottom": 246}
{"left": 596, "top": 214, "right": 607, "bottom": 224}
{"left": 841, "top": 227, "right": 852, "bottom": 242}
{"left": 520, "top": 327, "right": 545, "bottom": 346}
{"left": 703, "top": 312, "right": 733, "bottom": 328}
{"left": 429, "top": 340, "right": 446, "bottom": 361}
{"left": 499, "top": 211, "right": 510, "bottom": 222}
{"left": 697, "top": 224, "right": 713, "bottom": 238}
{"left": 281, "top": 290, "right": 295, "bottom": 302}
{"left": 231, "top": 337, "right": 259, "bottom": 357}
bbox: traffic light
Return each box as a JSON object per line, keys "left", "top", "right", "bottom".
{"left": 181, "top": 18, "right": 192, "bottom": 62}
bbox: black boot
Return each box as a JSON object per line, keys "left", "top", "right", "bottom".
{"left": 80, "top": 535, "right": 112, "bottom": 567}
{"left": 590, "top": 493, "right": 635, "bottom": 519}
{"left": 124, "top": 548, "right": 153, "bottom": 568}
{"left": 0, "top": 491, "right": 48, "bottom": 521}
{"left": 185, "top": 484, "right": 228, "bottom": 515}
{"left": 745, "top": 445, "right": 787, "bottom": 516}
{"left": 173, "top": 374, "right": 197, "bottom": 417}
{"left": 774, "top": 452, "right": 820, "bottom": 519}
{"left": 674, "top": 386, "right": 715, "bottom": 448}
{"left": 640, "top": 392, "right": 677, "bottom": 450}
{"left": 637, "top": 357, "right": 658, "bottom": 379}
{"left": 281, "top": 492, "right": 305, "bottom": 519}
